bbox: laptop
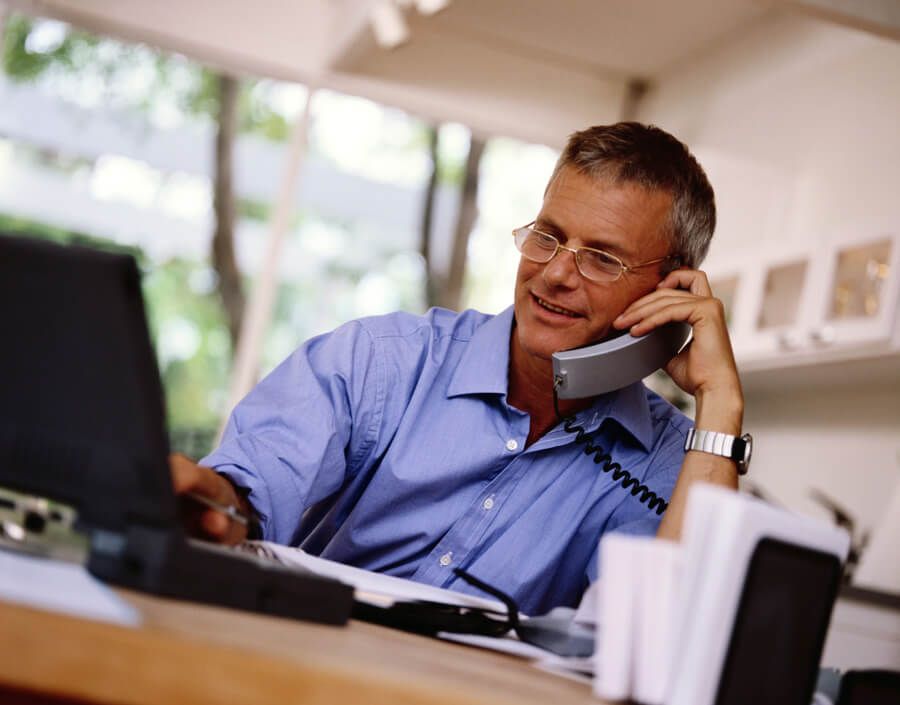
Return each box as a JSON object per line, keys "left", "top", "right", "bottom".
{"left": 0, "top": 234, "right": 353, "bottom": 625}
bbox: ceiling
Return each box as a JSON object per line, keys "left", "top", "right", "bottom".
{"left": 373, "top": 0, "right": 772, "bottom": 79}
{"left": 4, "top": 0, "right": 895, "bottom": 146}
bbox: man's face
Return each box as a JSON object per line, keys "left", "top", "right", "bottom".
{"left": 512, "top": 166, "right": 673, "bottom": 365}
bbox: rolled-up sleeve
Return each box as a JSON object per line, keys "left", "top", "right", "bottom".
{"left": 200, "top": 320, "right": 385, "bottom": 543}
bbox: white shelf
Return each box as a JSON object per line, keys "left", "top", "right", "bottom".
{"left": 739, "top": 350, "right": 900, "bottom": 396}
{"left": 709, "top": 230, "right": 900, "bottom": 393}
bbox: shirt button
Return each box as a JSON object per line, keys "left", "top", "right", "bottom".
{"left": 505, "top": 439, "right": 519, "bottom": 451}
{"left": 482, "top": 497, "right": 494, "bottom": 510}
{"left": 439, "top": 552, "right": 452, "bottom": 567}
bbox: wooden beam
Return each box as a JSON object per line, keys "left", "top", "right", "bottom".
{"left": 621, "top": 78, "right": 650, "bottom": 122}
{"left": 221, "top": 88, "right": 315, "bottom": 431}
{"left": 322, "top": 0, "right": 380, "bottom": 71}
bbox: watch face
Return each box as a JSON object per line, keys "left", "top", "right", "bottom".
{"left": 738, "top": 433, "right": 753, "bottom": 473}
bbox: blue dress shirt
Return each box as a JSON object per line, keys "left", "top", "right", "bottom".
{"left": 201, "top": 306, "right": 691, "bottom": 615}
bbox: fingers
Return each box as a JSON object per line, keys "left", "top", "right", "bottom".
{"left": 611, "top": 269, "right": 742, "bottom": 402}
{"left": 656, "top": 268, "right": 713, "bottom": 297}
{"left": 615, "top": 290, "right": 695, "bottom": 325}
{"left": 169, "top": 453, "right": 229, "bottom": 500}
{"left": 615, "top": 291, "right": 720, "bottom": 332}
{"left": 169, "top": 452, "right": 202, "bottom": 494}
{"left": 615, "top": 269, "right": 724, "bottom": 336}
{"left": 201, "top": 510, "right": 231, "bottom": 538}
{"left": 169, "top": 453, "right": 245, "bottom": 543}
{"left": 622, "top": 299, "right": 723, "bottom": 337}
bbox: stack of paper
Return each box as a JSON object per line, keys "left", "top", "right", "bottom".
{"left": 236, "top": 540, "right": 506, "bottom": 612}
{"left": 593, "top": 484, "right": 851, "bottom": 705}
{"left": 595, "top": 535, "right": 681, "bottom": 703}
{"left": 0, "top": 548, "right": 140, "bottom": 627}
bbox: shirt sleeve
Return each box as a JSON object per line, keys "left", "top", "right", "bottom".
{"left": 200, "top": 320, "right": 386, "bottom": 543}
{"left": 584, "top": 419, "right": 686, "bottom": 583}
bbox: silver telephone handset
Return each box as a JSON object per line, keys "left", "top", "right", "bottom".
{"left": 551, "top": 322, "right": 692, "bottom": 399}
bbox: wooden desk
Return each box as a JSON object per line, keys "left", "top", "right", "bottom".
{"left": 0, "top": 591, "right": 605, "bottom": 705}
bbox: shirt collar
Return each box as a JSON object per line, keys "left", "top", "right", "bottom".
{"left": 596, "top": 380, "right": 654, "bottom": 452}
{"left": 447, "top": 305, "right": 654, "bottom": 452}
{"left": 447, "top": 306, "right": 514, "bottom": 398}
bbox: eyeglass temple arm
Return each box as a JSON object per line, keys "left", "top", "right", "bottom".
{"left": 453, "top": 567, "right": 521, "bottom": 631}
{"left": 625, "top": 254, "right": 678, "bottom": 272}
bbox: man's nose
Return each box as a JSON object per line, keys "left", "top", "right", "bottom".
{"left": 542, "top": 246, "right": 581, "bottom": 288}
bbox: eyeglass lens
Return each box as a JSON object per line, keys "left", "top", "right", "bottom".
{"left": 515, "top": 227, "right": 623, "bottom": 281}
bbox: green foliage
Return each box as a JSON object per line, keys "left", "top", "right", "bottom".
{"left": 2, "top": 14, "right": 219, "bottom": 122}
{"left": 3, "top": 15, "right": 103, "bottom": 81}
{"left": 436, "top": 159, "right": 465, "bottom": 186}
{"left": 237, "top": 197, "right": 271, "bottom": 222}
{"left": 3, "top": 15, "right": 52, "bottom": 80}
{"left": 1, "top": 14, "right": 295, "bottom": 141}
{"left": 239, "top": 83, "right": 291, "bottom": 141}
{"left": 182, "top": 66, "right": 220, "bottom": 119}
{"left": 141, "top": 259, "right": 232, "bottom": 433}
{"left": 0, "top": 213, "right": 141, "bottom": 258}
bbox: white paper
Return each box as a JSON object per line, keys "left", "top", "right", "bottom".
{"left": 634, "top": 540, "right": 681, "bottom": 705}
{"left": 534, "top": 653, "right": 595, "bottom": 685}
{"left": 0, "top": 548, "right": 141, "bottom": 627}
{"left": 573, "top": 579, "right": 599, "bottom": 626}
{"left": 667, "top": 485, "right": 849, "bottom": 705}
{"left": 594, "top": 534, "right": 640, "bottom": 701}
{"left": 244, "top": 541, "right": 507, "bottom": 613}
{"left": 438, "top": 632, "right": 551, "bottom": 659}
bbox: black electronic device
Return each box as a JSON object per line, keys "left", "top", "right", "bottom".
{"left": 714, "top": 538, "right": 843, "bottom": 705}
{"left": 0, "top": 234, "right": 353, "bottom": 625}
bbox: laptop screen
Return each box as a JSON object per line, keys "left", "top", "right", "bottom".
{"left": 0, "top": 234, "right": 178, "bottom": 531}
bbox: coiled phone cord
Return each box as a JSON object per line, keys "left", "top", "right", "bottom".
{"left": 553, "top": 377, "right": 668, "bottom": 516}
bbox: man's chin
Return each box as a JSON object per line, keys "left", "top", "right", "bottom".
{"left": 520, "top": 334, "right": 582, "bottom": 361}
{"left": 515, "top": 315, "right": 612, "bottom": 359}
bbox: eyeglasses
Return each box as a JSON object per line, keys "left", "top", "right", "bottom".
{"left": 512, "top": 222, "right": 672, "bottom": 283}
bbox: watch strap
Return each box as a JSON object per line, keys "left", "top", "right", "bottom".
{"left": 684, "top": 428, "right": 752, "bottom": 475}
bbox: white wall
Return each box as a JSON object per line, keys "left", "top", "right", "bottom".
{"left": 642, "top": 12, "right": 900, "bottom": 259}
{"left": 742, "top": 382, "right": 900, "bottom": 533}
{"left": 639, "top": 14, "right": 900, "bottom": 547}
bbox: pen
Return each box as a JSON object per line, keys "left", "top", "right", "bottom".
{"left": 184, "top": 491, "right": 249, "bottom": 526}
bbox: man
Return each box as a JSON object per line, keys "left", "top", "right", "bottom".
{"left": 171, "top": 122, "right": 744, "bottom": 616}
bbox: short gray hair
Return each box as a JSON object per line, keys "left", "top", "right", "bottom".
{"left": 549, "top": 122, "right": 716, "bottom": 271}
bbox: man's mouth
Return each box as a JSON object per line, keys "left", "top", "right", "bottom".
{"left": 532, "top": 294, "right": 582, "bottom": 318}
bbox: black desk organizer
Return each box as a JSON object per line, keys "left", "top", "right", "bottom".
{"left": 713, "top": 538, "right": 843, "bottom": 705}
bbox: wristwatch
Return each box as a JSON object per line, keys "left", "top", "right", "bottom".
{"left": 684, "top": 428, "right": 753, "bottom": 475}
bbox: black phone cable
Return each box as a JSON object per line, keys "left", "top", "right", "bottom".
{"left": 553, "top": 377, "right": 668, "bottom": 516}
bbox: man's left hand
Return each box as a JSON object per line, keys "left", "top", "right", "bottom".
{"left": 618, "top": 269, "right": 745, "bottom": 541}
{"left": 612, "top": 269, "right": 743, "bottom": 414}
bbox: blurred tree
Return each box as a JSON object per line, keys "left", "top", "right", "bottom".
{"left": 438, "top": 135, "right": 485, "bottom": 311}
{"left": 212, "top": 73, "right": 245, "bottom": 348}
{"left": 419, "top": 124, "right": 439, "bottom": 308}
{"left": 0, "top": 16, "right": 255, "bottom": 454}
{"left": 0, "top": 14, "right": 295, "bottom": 350}
{"left": 418, "top": 126, "right": 485, "bottom": 312}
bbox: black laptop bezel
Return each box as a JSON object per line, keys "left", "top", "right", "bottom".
{"left": 0, "top": 233, "right": 178, "bottom": 531}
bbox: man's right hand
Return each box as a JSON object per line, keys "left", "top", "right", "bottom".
{"left": 169, "top": 453, "right": 250, "bottom": 545}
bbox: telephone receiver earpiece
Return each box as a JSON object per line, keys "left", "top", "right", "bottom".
{"left": 551, "top": 322, "right": 692, "bottom": 399}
